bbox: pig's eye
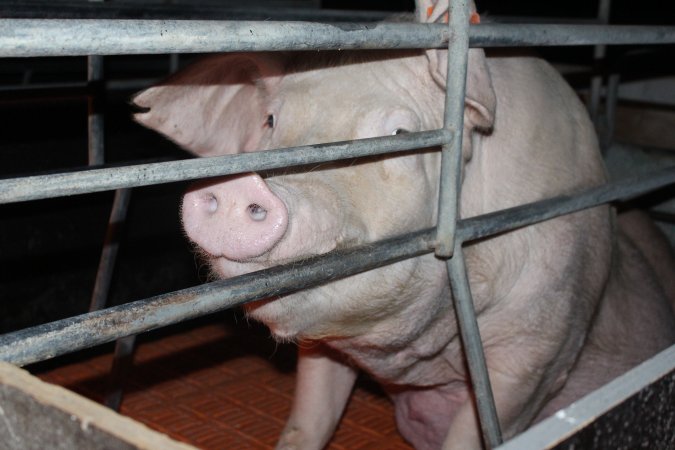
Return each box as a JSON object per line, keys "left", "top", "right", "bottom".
{"left": 392, "top": 128, "right": 409, "bottom": 135}
{"left": 265, "top": 114, "right": 275, "bottom": 129}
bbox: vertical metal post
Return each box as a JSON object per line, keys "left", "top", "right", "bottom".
{"left": 104, "top": 334, "right": 137, "bottom": 410}
{"left": 87, "top": 55, "right": 105, "bottom": 166}
{"left": 87, "top": 43, "right": 136, "bottom": 411}
{"left": 433, "top": 0, "right": 503, "bottom": 447}
{"left": 434, "top": 0, "right": 470, "bottom": 258}
{"left": 589, "top": 0, "right": 611, "bottom": 117}
{"left": 604, "top": 73, "right": 620, "bottom": 147}
{"left": 87, "top": 53, "right": 134, "bottom": 314}
{"left": 88, "top": 188, "right": 131, "bottom": 311}
{"left": 169, "top": 53, "right": 180, "bottom": 73}
{"left": 589, "top": 0, "right": 611, "bottom": 144}
{"left": 447, "top": 240, "right": 502, "bottom": 448}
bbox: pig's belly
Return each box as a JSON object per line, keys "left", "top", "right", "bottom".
{"left": 391, "top": 382, "right": 469, "bottom": 450}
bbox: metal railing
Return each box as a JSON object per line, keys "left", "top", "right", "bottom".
{"left": 2, "top": 20, "right": 675, "bottom": 57}
{"left": 1, "top": 4, "right": 675, "bottom": 449}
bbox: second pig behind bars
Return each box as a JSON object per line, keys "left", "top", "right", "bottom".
{"left": 133, "top": 19, "right": 675, "bottom": 450}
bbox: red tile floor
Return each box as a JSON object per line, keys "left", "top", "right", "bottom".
{"left": 32, "top": 316, "right": 412, "bottom": 449}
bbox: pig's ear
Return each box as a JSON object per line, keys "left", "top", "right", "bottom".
{"left": 132, "top": 53, "right": 284, "bottom": 157}
{"left": 425, "top": 48, "right": 496, "bottom": 132}
{"left": 419, "top": 1, "right": 496, "bottom": 131}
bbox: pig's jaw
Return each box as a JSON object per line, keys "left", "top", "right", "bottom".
{"left": 242, "top": 255, "right": 459, "bottom": 365}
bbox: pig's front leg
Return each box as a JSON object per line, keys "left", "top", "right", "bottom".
{"left": 276, "top": 344, "right": 358, "bottom": 450}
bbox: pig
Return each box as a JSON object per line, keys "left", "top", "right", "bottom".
{"left": 132, "top": 43, "right": 675, "bottom": 450}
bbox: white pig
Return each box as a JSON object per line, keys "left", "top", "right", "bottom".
{"left": 133, "top": 44, "right": 675, "bottom": 449}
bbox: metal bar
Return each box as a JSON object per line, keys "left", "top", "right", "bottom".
{"left": 1, "top": 21, "right": 675, "bottom": 57}
{"left": 447, "top": 240, "right": 502, "bottom": 448}
{"left": 104, "top": 334, "right": 136, "bottom": 411}
{"left": 169, "top": 54, "right": 180, "bottom": 73}
{"left": 87, "top": 55, "right": 105, "bottom": 166}
{"left": 435, "top": 3, "right": 502, "bottom": 443}
{"left": 2, "top": 166, "right": 673, "bottom": 367}
{"left": 603, "top": 73, "right": 620, "bottom": 148}
{"left": 456, "top": 167, "right": 675, "bottom": 243}
{"left": 0, "top": 3, "right": 390, "bottom": 22}
{"left": 88, "top": 188, "right": 131, "bottom": 312}
{"left": 0, "top": 2, "right": 622, "bottom": 25}
{"left": 0, "top": 129, "right": 451, "bottom": 204}
{"left": 0, "top": 228, "right": 436, "bottom": 367}
{"left": 0, "top": 19, "right": 448, "bottom": 56}
{"left": 588, "top": 0, "right": 611, "bottom": 123}
{"left": 435, "top": 0, "right": 470, "bottom": 258}
{"left": 589, "top": 81, "right": 605, "bottom": 115}
{"left": 86, "top": 47, "right": 137, "bottom": 412}
{"left": 472, "top": 24, "right": 675, "bottom": 47}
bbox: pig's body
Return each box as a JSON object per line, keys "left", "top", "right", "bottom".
{"left": 134, "top": 49, "right": 675, "bottom": 450}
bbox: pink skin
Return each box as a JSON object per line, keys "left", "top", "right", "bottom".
{"left": 133, "top": 46, "right": 675, "bottom": 450}
{"left": 182, "top": 173, "right": 288, "bottom": 261}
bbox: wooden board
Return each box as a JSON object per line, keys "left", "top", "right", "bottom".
{"left": 0, "top": 362, "right": 195, "bottom": 450}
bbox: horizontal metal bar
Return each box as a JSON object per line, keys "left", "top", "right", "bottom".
{"left": 0, "top": 130, "right": 451, "bottom": 205}
{"left": 1, "top": 166, "right": 673, "bottom": 366}
{"left": 0, "top": 19, "right": 447, "bottom": 57}
{"left": 473, "top": 24, "right": 675, "bottom": 47}
{"left": 1, "top": 21, "right": 674, "bottom": 57}
{"left": 456, "top": 166, "right": 675, "bottom": 243}
{"left": 0, "top": 3, "right": 390, "bottom": 22}
{"left": 0, "top": 228, "right": 436, "bottom": 367}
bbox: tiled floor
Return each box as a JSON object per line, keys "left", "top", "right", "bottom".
{"left": 33, "top": 317, "right": 412, "bottom": 449}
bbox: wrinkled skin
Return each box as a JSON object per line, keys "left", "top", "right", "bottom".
{"left": 133, "top": 46, "right": 675, "bottom": 449}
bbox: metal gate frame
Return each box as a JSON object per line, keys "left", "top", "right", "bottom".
{"left": 0, "top": 2, "right": 674, "bottom": 448}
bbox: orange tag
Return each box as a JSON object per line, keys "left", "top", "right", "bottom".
{"left": 427, "top": 5, "right": 481, "bottom": 24}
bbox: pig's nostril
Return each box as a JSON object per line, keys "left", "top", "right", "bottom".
{"left": 206, "top": 194, "right": 218, "bottom": 213}
{"left": 247, "top": 203, "right": 268, "bottom": 221}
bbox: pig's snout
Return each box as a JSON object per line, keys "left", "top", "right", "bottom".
{"left": 181, "top": 173, "right": 288, "bottom": 261}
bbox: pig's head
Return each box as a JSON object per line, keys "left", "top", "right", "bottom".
{"left": 133, "top": 48, "right": 495, "bottom": 340}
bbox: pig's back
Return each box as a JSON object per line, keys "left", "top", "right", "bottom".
{"left": 537, "top": 214, "right": 675, "bottom": 419}
{"left": 462, "top": 54, "right": 607, "bottom": 219}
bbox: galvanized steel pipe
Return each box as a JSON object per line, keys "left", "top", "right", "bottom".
{"left": 1, "top": 20, "right": 675, "bottom": 57}
{"left": 435, "top": 0, "right": 470, "bottom": 258}
{"left": 1, "top": 166, "right": 673, "bottom": 367}
{"left": 0, "top": 130, "right": 451, "bottom": 204}
{"left": 435, "top": 2, "right": 503, "bottom": 446}
{"left": 447, "top": 242, "right": 503, "bottom": 449}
